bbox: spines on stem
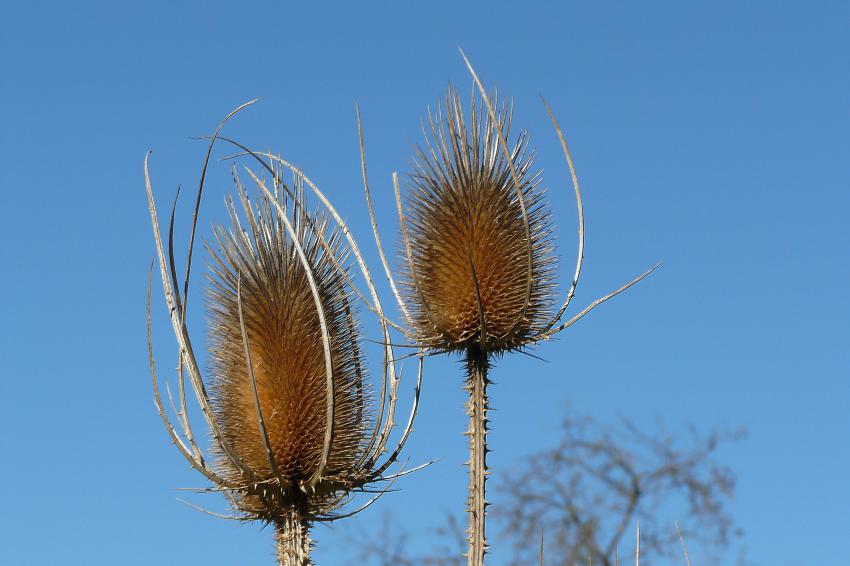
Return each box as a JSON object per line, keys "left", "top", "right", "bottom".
{"left": 276, "top": 502, "right": 313, "bottom": 566}
{"left": 465, "top": 345, "right": 490, "bottom": 566}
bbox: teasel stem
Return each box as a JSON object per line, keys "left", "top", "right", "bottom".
{"left": 275, "top": 501, "right": 312, "bottom": 566}
{"left": 465, "top": 344, "right": 490, "bottom": 566}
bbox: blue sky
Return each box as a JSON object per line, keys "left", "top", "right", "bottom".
{"left": 2, "top": 1, "right": 848, "bottom": 564}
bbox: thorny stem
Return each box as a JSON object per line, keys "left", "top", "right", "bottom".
{"left": 465, "top": 345, "right": 490, "bottom": 566}
{"left": 275, "top": 503, "right": 312, "bottom": 566}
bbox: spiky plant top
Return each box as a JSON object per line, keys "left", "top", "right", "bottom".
{"left": 358, "top": 55, "right": 656, "bottom": 566}
{"left": 402, "top": 86, "right": 557, "bottom": 355}
{"left": 206, "top": 180, "right": 370, "bottom": 517}
{"left": 146, "top": 106, "right": 422, "bottom": 566}
{"left": 399, "top": 84, "right": 558, "bottom": 566}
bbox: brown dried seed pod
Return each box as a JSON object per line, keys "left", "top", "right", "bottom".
{"left": 208, "top": 179, "right": 373, "bottom": 563}
{"left": 398, "top": 83, "right": 561, "bottom": 566}
{"left": 402, "top": 85, "right": 558, "bottom": 355}
{"left": 146, "top": 110, "right": 422, "bottom": 566}
{"left": 371, "top": 56, "right": 654, "bottom": 565}
{"left": 207, "top": 179, "right": 370, "bottom": 506}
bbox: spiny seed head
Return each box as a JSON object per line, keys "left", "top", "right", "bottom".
{"left": 206, "top": 177, "right": 372, "bottom": 521}
{"left": 402, "top": 85, "right": 558, "bottom": 354}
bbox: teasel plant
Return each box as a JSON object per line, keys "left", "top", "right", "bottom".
{"left": 356, "top": 53, "right": 659, "bottom": 566}
{"left": 145, "top": 102, "right": 424, "bottom": 565}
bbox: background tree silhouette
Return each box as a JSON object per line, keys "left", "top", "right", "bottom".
{"left": 356, "top": 409, "right": 744, "bottom": 565}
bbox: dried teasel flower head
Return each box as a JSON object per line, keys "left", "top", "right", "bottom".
{"left": 359, "top": 56, "right": 658, "bottom": 357}
{"left": 357, "top": 55, "right": 658, "bottom": 566}
{"left": 145, "top": 103, "right": 422, "bottom": 565}
{"left": 401, "top": 84, "right": 557, "bottom": 354}
{"left": 207, "top": 176, "right": 371, "bottom": 514}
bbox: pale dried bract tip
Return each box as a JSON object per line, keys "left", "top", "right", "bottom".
{"left": 402, "top": 84, "right": 558, "bottom": 355}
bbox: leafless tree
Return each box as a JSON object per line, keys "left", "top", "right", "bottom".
{"left": 354, "top": 512, "right": 466, "bottom": 566}
{"left": 495, "top": 411, "right": 745, "bottom": 566}
{"left": 355, "top": 411, "right": 743, "bottom": 565}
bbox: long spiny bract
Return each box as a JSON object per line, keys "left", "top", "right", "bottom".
{"left": 403, "top": 85, "right": 558, "bottom": 355}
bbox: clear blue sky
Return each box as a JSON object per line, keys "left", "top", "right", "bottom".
{"left": 2, "top": 2, "right": 848, "bottom": 565}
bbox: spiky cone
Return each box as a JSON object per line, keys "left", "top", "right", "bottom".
{"left": 208, "top": 178, "right": 373, "bottom": 563}
{"left": 370, "top": 56, "right": 657, "bottom": 566}
{"left": 399, "top": 83, "right": 555, "bottom": 566}
{"left": 145, "top": 105, "right": 422, "bottom": 565}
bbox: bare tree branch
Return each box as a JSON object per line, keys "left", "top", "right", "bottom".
{"left": 495, "top": 410, "right": 745, "bottom": 566}
{"left": 353, "top": 410, "right": 744, "bottom": 566}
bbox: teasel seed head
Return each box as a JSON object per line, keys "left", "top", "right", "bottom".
{"left": 357, "top": 54, "right": 658, "bottom": 566}
{"left": 206, "top": 177, "right": 371, "bottom": 519}
{"left": 146, "top": 102, "right": 424, "bottom": 562}
{"left": 401, "top": 85, "right": 558, "bottom": 354}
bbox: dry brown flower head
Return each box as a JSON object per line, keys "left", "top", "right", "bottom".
{"left": 145, "top": 102, "right": 423, "bottom": 562}
{"left": 402, "top": 85, "right": 557, "bottom": 354}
